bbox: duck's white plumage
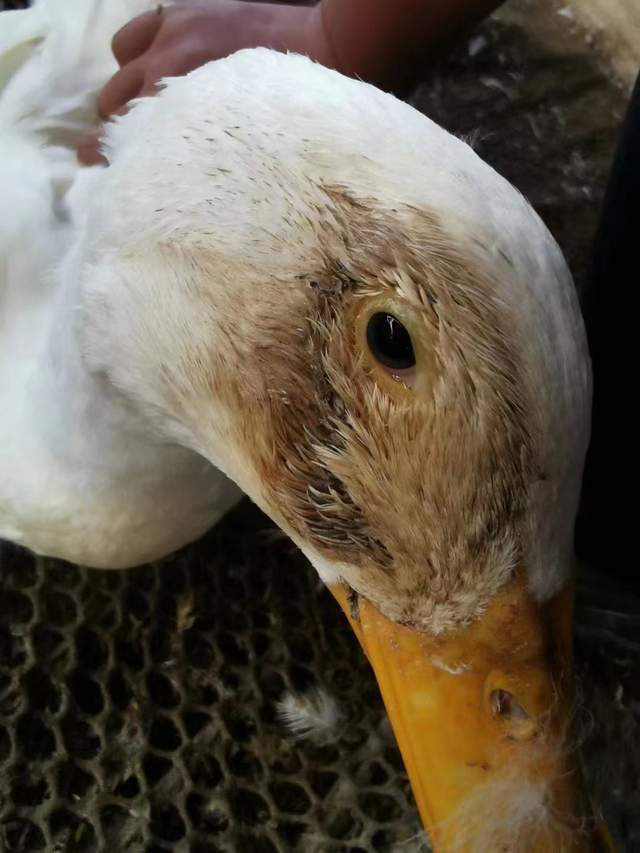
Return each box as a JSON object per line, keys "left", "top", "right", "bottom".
{"left": 0, "top": 0, "right": 589, "bottom": 613}
{"left": 0, "top": 0, "right": 242, "bottom": 567}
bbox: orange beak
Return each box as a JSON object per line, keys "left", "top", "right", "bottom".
{"left": 330, "top": 574, "right": 614, "bottom": 852}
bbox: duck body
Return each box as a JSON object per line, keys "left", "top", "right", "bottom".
{"left": 0, "top": 0, "right": 241, "bottom": 567}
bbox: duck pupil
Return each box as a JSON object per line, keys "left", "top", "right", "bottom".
{"left": 366, "top": 313, "right": 416, "bottom": 370}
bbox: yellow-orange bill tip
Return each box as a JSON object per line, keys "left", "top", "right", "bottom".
{"left": 330, "top": 575, "right": 613, "bottom": 852}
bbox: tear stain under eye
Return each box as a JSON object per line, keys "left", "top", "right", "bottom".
{"left": 390, "top": 368, "right": 417, "bottom": 388}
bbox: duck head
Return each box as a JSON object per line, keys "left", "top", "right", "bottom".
{"left": 77, "top": 49, "right": 605, "bottom": 850}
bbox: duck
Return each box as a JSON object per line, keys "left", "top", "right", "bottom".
{"left": 0, "top": 0, "right": 610, "bottom": 849}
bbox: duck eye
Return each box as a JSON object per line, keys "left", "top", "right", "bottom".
{"left": 366, "top": 313, "right": 416, "bottom": 371}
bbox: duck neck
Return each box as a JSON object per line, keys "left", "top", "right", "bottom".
{"left": 1, "top": 241, "right": 235, "bottom": 566}
{"left": 1, "top": 241, "right": 166, "bottom": 526}
{"left": 34, "top": 250, "right": 154, "bottom": 467}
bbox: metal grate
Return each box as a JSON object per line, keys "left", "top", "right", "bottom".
{"left": 0, "top": 504, "right": 425, "bottom": 852}
{"left": 1, "top": 0, "right": 638, "bottom": 850}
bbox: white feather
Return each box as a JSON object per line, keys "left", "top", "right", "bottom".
{"left": 277, "top": 688, "right": 344, "bottom": 741}
{"left": 439, "top": 777, "right": 585, "bottom": 852}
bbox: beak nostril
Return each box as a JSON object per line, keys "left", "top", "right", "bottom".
{"left": 490, "top": 688, "right": 529, "bottom": 721}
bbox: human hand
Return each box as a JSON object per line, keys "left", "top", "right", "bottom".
{"left": 78, "top": 0, "right": 332, "bottom": 165}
